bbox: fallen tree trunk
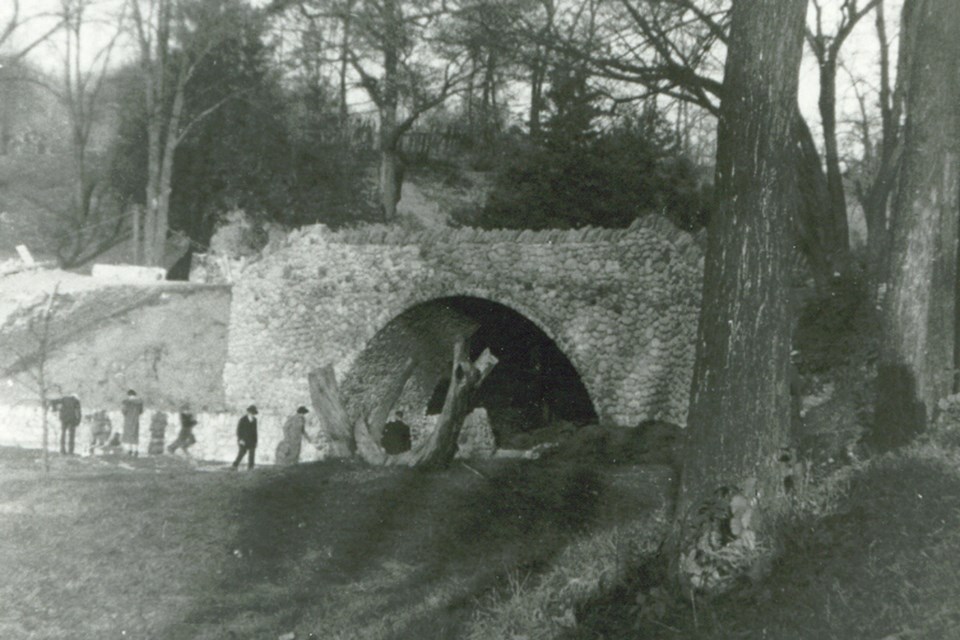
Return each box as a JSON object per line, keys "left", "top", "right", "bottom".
{"left": 355, "top": 339, "right": 497, "bottom": 470}
{"left": 308, "top": 365, "right": 355, "bottom": 457}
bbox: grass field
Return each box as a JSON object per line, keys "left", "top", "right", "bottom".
{"left": 3, "top": 444, "right": 960, "bottom": 640}
{"left": 0, "top": 447, "right": 673, "bottom": 640}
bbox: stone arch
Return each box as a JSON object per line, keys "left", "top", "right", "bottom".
{"left": 339, "top": 294, "right": 600, "bottom": 447}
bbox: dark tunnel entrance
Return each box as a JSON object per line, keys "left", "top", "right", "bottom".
{"left": 342, "top": 296, "right": 598, "bottom": 449}
{"left": 426, "top": 298, "right": 598, "bottom": 441}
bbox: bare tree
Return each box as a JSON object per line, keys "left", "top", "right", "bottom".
{"left": 47, "top": 0, "right": 130, "bottom": 268}
{"left": 848, "top": 0, "right": 910, "bottom": 289}
{"left": 281, "top": 0, "right": 470, "bottom": 221}
{"left": 561, "top": 0, "right": 871, "bottom": 289}
{"left": 1, "top": 2, "right": 64, "bottom": 156}
{"left": 8, "top": 285, "right": 62, "bottom": 473}
{"left": 805, "top": 0, "right": 880, "bottom": 279}
{"left": 0, "top": 0, "right": 65, "bottom": 63}
{"left": 126, "top": 0, "right": 241, "bottom": 266}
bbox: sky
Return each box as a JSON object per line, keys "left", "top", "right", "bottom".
{"left": 2, "top": 0, "right": 901, "bottom": 162}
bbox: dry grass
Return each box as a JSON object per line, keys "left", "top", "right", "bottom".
{"left": 0, "top": 448, "right": 673, "bottom": 639}
{"left": 572, "top": 445, "right": 960, "bottom": 639}
{"left": 7, "top": 438, "right": 957, "bottom": 640}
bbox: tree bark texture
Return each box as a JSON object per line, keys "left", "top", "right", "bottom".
{"left": 875, "top": 0, "right": 960, "bottom": 449}
{"left": 680, "top": 0, "right": 807, "bottom": 521}
{"left": 308, "top": 365, "right": 356, "bottom": 457}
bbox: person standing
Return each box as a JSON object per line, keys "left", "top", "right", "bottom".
{"left": 50, "top": 391, "right": 82, "bottom": 455}
{"left": 168, "top": 405, "right": 198, "bottom": 457}
{"left": 148, "top": 411, "right": 168, "bottom": 455}
{"left": 121, "top": 390, "right": 144, "bottom": 457}
{"left": 231, "top": 405, "right": 258, "bottom": 470}
{"left": 275, "top": 406, "right": 312, "bottom": 466}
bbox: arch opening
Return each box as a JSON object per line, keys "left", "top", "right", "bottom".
{"left": 341, "top": 296, "right": 598, "bottom": 449}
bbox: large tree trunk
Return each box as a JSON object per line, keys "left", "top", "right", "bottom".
{"left": 677, "top": 0, "right": 807, "bottom": 594}
{"left": 874, "top": 0, "right": 960, "bottom": 451}
{"left": 355, "top": 341, "right": 497, "bottom": 470}
{"left": 308, "top": 365, "right": 356, "bottom": 457}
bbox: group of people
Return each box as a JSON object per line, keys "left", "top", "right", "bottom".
{"left": 47, "top": 388, "right": 413, "bottom": 467}
{"left": 231, "top": 404, "right": 318, "bottom": 469}
{"left": 48, "top": 388, "right": 199, "bottom": 459}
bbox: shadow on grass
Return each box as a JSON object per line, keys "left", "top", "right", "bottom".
{"left": 568, "top": 453, "right": 960, "bottom": 639}
{"left": 173, "top": 457, "right": 629, "bottom": 638}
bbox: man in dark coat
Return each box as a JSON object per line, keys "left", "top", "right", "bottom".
{"left": 231, "top": 405, "right": 258, "bottom": 470}
{"left": 50, "top": 391, "right": 82, "bottom": 455}
{"left": 168, "top": 405, "right": 198, "bottom": 457}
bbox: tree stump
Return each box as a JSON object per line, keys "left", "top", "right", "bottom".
{"left": 355, "top": 339, "right": 497, "bottom": 470}
{"left": 308, "top": 365, "right": 355, "bottom": 457}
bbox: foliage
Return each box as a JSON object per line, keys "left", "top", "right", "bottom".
{"left": 791, "top": 273, "right": 882, "bottom": 459}
{"left": 793, "top": 274, "right": 878, "bottom": 374}
{"left": 109, "top": 2, "right": 375, "bottom": 250}
{"left": 476, "top": 108, "right": 710, "bottom": 230}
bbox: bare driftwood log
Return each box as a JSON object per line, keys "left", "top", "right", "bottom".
{"left": 308, "top": 365, "right": 355, "bottom": 457}
{"left": 355, "top": 339, "right": 497, "bottom": 470}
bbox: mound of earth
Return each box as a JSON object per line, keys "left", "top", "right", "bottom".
{"left": 502, "top": 420, "right": 684, "bottom": 466}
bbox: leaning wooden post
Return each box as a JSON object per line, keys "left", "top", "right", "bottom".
{"left": 308, "top": 365, "right": 356, "bottom": 457}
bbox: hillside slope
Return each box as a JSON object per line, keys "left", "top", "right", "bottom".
{"left": 0, "top": 274, "right": 231, "bottom": 412}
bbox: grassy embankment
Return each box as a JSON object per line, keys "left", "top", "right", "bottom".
{"left": 2, "top": 441, "right": 960, "bottom": 640}
{"left": 0, "top": 448, "right": 671, "bottom": 640}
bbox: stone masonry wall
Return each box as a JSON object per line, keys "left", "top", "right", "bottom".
{"left": 222, "top": 215, "right": 704, "bottom": 428}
